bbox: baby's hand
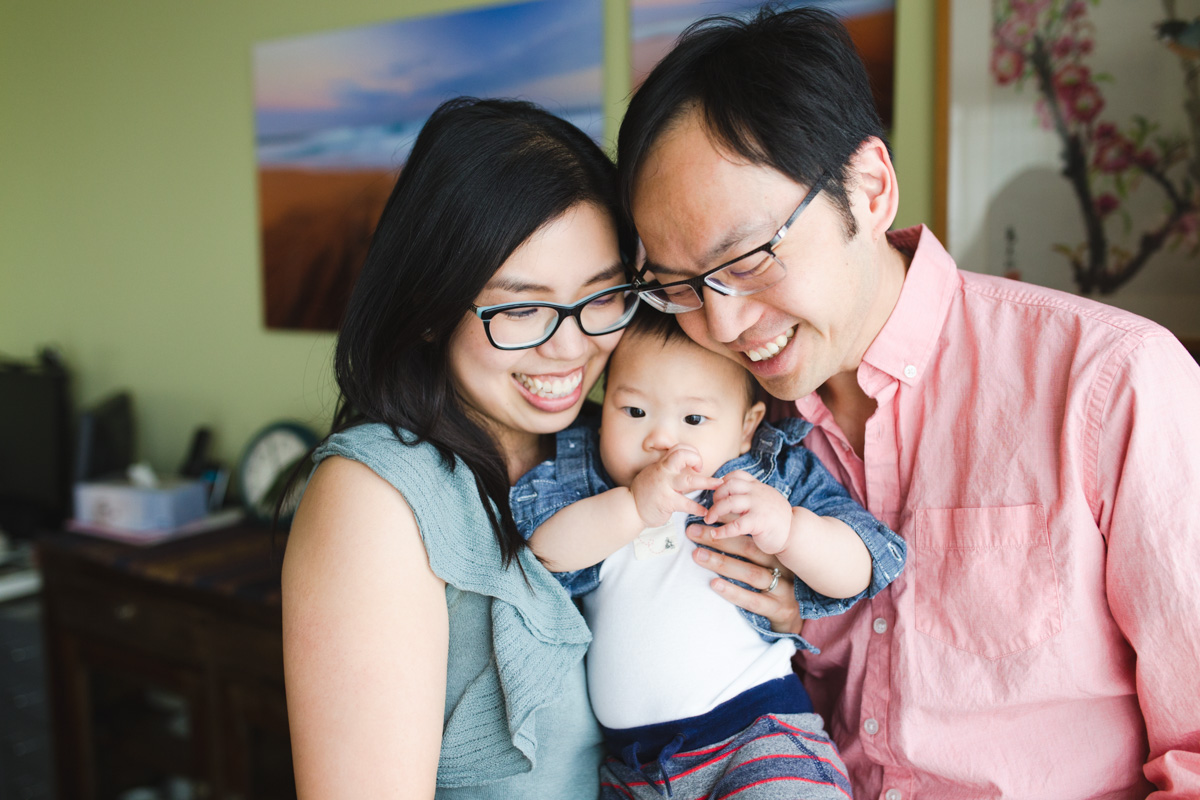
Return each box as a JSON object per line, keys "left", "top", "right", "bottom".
{"left": 629, "top": 445, "right": 722, "bottom": 527}
{"left": 705, "top": 470, "right": 793, "bottom": 555}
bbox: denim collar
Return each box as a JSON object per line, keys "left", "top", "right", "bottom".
{"left": 553, "top": 422, "right": 613, "bottom": 497}
{"left": 712, "top": 417, "right": 814, "bottom": 486}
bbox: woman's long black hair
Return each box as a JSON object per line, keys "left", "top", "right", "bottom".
{"left": 318, "top": 97, "right": 625, "bottom": 567}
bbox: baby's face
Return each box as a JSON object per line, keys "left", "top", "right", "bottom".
{"left": 599, "top": 332, "right": 763, "bottom": 488}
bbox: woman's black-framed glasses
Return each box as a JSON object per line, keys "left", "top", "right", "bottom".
{"left": 635, "top": 172, "right": 830, "bottom": 314}
{"left": 471, "top": 284, "right": 640, "bottom": 350}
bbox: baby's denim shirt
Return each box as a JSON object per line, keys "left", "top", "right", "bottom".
{"left": 510, "top": 417, "right": 908, "bottom": 654}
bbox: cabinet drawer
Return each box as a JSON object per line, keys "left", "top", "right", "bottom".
{"left": 1, "top": 641, "right": 42, "bottom": 675}
{"left": 54, "top": 587, "right": 200, "bottom": 662}
{"left": 2, "top": 680, "right": 47, "bottom": 725}
{"left": 206, "top": 617, "right": 285, "bottom": 682}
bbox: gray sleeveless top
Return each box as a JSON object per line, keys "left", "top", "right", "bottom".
{"left": 312, "top": 424, "right": 602, "bottom": 798}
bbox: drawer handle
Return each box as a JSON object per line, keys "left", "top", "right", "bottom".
{"left": 114, "top": 602, "right": 138, "bottom": 622}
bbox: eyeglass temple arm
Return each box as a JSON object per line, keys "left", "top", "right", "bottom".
{"left": 778, "top": 171, "right": 831, "bottom": 239}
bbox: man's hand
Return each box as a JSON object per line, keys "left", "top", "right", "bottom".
{"left": 687, "top": 524, "right": 803, "bottom": 636}
{"left": 628, "top": 445, "right": 721, "bottom": 527}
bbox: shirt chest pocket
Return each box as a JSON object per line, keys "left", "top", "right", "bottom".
{"left": 913, "top": 504, "right": 1062, "bottom": 660}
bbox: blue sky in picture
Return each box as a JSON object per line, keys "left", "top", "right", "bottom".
{"left": 254, "top": 0, "right": 603, "bottom": 170}
{"left": 632, "top": 0, "right": 893, "bottom": 38}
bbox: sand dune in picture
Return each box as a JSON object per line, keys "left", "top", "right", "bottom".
{"left": 258, "top": 168, "right": 396, "bottom": 331}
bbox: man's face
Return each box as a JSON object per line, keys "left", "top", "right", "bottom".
{"left": 631, "top": 110, "right": 883, "bottom": 401}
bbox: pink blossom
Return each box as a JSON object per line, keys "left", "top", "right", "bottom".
{"left": 1053, "top": 63, "right": 1090, "bottom": 91}
{"left": 1176, "top": 212, "right": 1200, "bottom": 248}
{"left": 1093, "top": 136, "right": 1134, "bottom": 173}
{"left": 998, "top": 17, "right": 1037, "bottom": 49}
{"left": 1064, "top": 1, "right": 1088, "bottom": 22}
{"left": 1053, "top": 66, "right": 1103, "bottom": 126}
{"left": 1135, "top": 148, "right": 1159, "bottom": 170}
{"left": 1094, "top": 193, "right": 1119, "bottom": 217}
{"left": 1011, "top": 0, "right": 1051, "bottom": 19}
{"left": 1051, "top": 36, "right": 1075, "bottom": 59}
{"left": 1035, "top": 98, "right": 1055, "bottom": 130}
{"left": 1064, "top": 82, "right": 1104, "bottom": 125}
{"left": 992, "top": 46, "right": 1025, "bottom": 85}
{"left": 1094, "top": 122, "right": 1119, "bottom": 143}
{"left": 1077, "top": 37, "right": 1094, "bottom": 56}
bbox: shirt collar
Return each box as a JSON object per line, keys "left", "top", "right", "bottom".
{"left": 862, "top": 225, "right": 959, "bottom": 388}
{"left": 796, "top": 225, "right": 958, "bottom": 417}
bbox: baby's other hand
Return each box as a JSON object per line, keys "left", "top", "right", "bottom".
{"left": 705, "top": 470, "right": 792, "bottom": 555}
{"left": 629, "top": 445, "right": 721, "bottom": 527}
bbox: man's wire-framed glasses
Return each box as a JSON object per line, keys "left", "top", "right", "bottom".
{"left": 635, "top": 171, "right": 830, "bottom": 314}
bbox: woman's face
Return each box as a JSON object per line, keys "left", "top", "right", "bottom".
{"left": 448, "top": 202, "right": 625, "bottom": 463}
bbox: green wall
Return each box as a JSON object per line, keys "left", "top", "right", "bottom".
{"left": 0, "top": 0, "right": 935, "bottom": 473}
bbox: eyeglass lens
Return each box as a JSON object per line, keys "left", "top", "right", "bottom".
{"left": 486, "top": 289, "right": 638, "bottom": 348}
{"left": 641, "top": 251, "right": 786, "bottom": 313}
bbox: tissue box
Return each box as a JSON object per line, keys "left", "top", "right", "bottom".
{"left": 74, "top": 479, "right": 208, "bottom": 532}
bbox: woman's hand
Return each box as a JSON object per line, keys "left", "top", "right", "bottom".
{"left": 686, "top": 523, "right": 803, "bottom": 636}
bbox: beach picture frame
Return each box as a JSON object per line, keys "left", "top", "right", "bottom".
{"left": 938, "top": 0, "right": 1200, "bottom": 347}
{"left": 252, "top": 0, "right": 604, "bottom": 331}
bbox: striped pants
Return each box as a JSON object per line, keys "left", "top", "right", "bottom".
{"left": 599, "top": 712, "right": 851, "bottom": 800}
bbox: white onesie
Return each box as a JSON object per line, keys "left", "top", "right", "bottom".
{"left": 581, "top": 507, "right": 796, "bottom": 730}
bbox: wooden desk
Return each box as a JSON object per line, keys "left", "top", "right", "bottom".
{"left": 37, "top": 525, "right": 295, "bottom": 800}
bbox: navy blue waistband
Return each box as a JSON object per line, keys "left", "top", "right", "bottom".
{"left": 599, "top": 673, "right": 812, "bottom": 761}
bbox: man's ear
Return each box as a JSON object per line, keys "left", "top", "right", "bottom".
{"left": 848, "top": 136, "right": 899, "bottom": 241}
{"left": 740, "top": 401, "right": 767, "bottom": 454}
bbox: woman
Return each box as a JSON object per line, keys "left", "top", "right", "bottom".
{"left": 281, "top": 97, "right": 800, "bottom": 799}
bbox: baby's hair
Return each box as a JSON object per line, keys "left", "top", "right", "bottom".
{"left": 620, "top": 305, "right": 758, "bottom": 407}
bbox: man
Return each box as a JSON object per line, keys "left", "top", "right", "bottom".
{"left": 618, "top": 7, "right": 1200, "bottom": 799}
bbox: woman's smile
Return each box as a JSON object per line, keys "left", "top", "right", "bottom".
{"left": 514, "top": 367, "right": 585, "bottom": 401}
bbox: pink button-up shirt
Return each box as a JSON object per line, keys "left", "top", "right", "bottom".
{"left": 784, "top": 226, "right": 1200, "bottom": 799}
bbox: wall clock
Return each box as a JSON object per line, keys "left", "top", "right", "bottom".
{"left": 237, "top": 421, "right": 320, "bottom": 524}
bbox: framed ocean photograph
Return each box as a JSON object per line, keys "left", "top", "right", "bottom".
{"left": 939, "top": 0, "right": 1200, "bottom": 345}
{"left": 253, "top": 0, "right": 604, "bottom": 330}
{"left": 631, "top": 0, "right": 896, "bottom": 127}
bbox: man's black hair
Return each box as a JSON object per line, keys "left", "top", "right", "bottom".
{"left": 618, "top": 5, "right": 890, "bottom": 238}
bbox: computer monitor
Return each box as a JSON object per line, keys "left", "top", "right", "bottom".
{"left": 0, "top": 357, "right": 72, "bottom": 537}
{"left": 75, "top": 392, "right": 135, "bottom": 483}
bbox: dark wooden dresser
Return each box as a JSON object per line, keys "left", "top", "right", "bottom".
{"left": 36, "top": 525, "right": 295, "bottom": 800}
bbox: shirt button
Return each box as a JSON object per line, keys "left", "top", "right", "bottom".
{"left": 886, "top": 790, "right": 902, "bottom": 800}
{"left": 863, "top": 717, "right": 879, "bottom": 735}
{"left": 903, "top": 364, "right": 917, "bottom": 379}
{"left": 873, "top": 617, "right": 888, "bottom": 634}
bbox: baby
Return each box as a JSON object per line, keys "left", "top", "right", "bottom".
{"left": 511, "top": 308, "right": 906, "bottom": 800}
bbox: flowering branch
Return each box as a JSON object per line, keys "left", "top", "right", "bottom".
{"left": 992, "top": 0, "right": 1199, "bottom": 295}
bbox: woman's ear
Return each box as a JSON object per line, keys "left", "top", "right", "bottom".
{"left": 739, "top": 401, "right": 767, "bottom": 454}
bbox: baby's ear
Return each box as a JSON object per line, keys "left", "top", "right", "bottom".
{"left": 740, "top": 401, "right": 767, "bottom": 454}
